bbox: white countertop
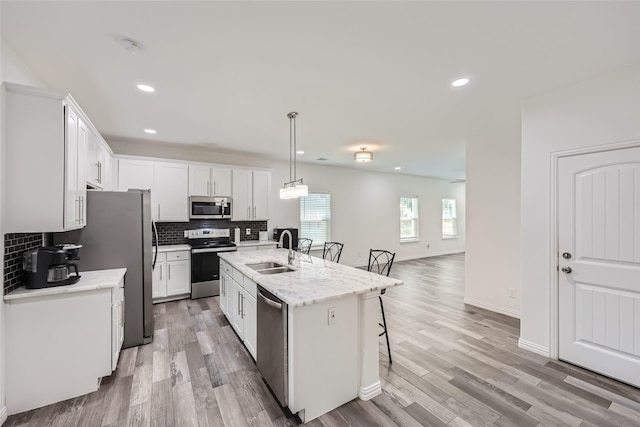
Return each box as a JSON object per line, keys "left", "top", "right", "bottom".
{"left": 235, "top": 240, "right": 279, "bottom": 248}
{"left": 4, "top": 268, "right": 127, "bottom": 302}
{"left": 155, "top": 244, "right": 191, "bottom": 252}
{"left": 219, "top": 249, "right": 402, "bottom": 307}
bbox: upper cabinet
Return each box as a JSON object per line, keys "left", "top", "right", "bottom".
{"left": 87, "top": 128, "right": 111, "bottom": 189}
{"left": 189, "top": 165, "right": 232, "bottom": 197}
{"left": 118, "top": 159, "right": 188, "bottom": 222}
{"left": 3, "top": 83, "right": 90, "bottom": 232}
{"left": 231, "top": 170, "right": 271, "bottom": 221}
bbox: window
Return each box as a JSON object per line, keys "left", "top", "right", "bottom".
{"left": 300, "top": 193, "right": 331, "bottom": 246}
{"left": 400, "top": 197, "right": 419, "bottom": 242}
{"left": 442, "top": 198, "right": 457, "bottom": 239}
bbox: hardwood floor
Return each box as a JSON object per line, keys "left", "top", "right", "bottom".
{"left": 6, "top": 253, "right": 640, "bottom": 426}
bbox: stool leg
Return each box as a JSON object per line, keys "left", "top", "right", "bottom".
{"left": 379, "top": 295, "right": 392, "bottom": 364}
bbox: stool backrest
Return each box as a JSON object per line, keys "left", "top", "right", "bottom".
{"left": 297, "top": 238, "right": 313, "bottom": 254}
{"left": 322, "top": 242, "right": 344, "bottom": 263}
{"left": 368, "top": 249, "right": 396, "bottom": 277}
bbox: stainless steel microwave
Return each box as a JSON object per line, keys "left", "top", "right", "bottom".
{"left": 189, "top": 196, "right": 232, "bottom": 219}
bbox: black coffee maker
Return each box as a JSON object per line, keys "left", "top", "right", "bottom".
{"left": 23, "top": 244, "right": 82, "bottom": 289}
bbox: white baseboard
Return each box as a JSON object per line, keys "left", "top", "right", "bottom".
{"left": 463, "top": 297, "right": 520, "bottom": 319}
{"left": 518, "top": 338, "right": 550, "bottom": 357}
{"left": 0, "top": 406, "right": 7, "bottom": 425}
{"left": 358, "top": 381, "right": 382, "bottom": 401}
{"left": 395, "top": 250, "right": 465, "bottom": 263}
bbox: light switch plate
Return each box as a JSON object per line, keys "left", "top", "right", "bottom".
{"left": 246, "top": 228, "right": 251, "bottom": 235}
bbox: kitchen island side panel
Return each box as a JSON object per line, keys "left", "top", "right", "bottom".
{"left": 288, "top": 295, "right": 359, "bottom": 422}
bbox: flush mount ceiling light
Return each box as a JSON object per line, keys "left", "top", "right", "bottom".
{"left": 296, "top": 150, "right": 304, "bottom": 155}
{"left": 354, "top": 147, "right": 373, "bottom": 163}
{"left": 451, "top": 77, "right": 470, "bottom": 87}
{"left": 280, "top": 112, "right": 308, "bottom": 200}
{"left": 394, "top": 166, "right": 402, "bottom": 170}
{"left": 137, "top": 84, "right": 155, "bottom": 93}
{"left": 144, "top": 129, "right": 156, "bottom": 134}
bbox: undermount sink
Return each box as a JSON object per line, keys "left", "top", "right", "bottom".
{"left": 246, "top": 262, "right": 295, "bottom": 275}
{"left": 247, "top": 262, "right": 284, "bottom": 271}
{"left": 257, "top": 266, "right": 295, "bottom": 275}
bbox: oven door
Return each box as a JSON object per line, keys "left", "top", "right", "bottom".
{"left": 190, "top": 248, "right": 236, "bottom": 299}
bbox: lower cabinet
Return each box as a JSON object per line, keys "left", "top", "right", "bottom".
{"left": 220, "top": 260, "right": 257, "bottom": 361}
{"left": 111, "top": 282, "right": 125, "bottom": 371}
{"left": 152, "top": 250, "right": 191, "bottom": 301}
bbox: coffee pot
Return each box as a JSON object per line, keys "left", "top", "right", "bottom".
{"left": 22, "top": 245, "right": 82, "bottom": 289}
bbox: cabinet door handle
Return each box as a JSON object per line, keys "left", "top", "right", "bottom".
{"left": 80, "top": 196, "right": 84, "bottom": 223}
{"left": 159, "top": 265, "right": 162, "bottom": 280}
{"left": 98, "top": 161, "right": 102, "bottom": 183}
{"left": 241, "top": 294, "right": 245, "bottom": 318}
{"left": 168, "top": 264, "right": 171, "bottom": 280}
{"left": 157, "top": 204, "right": 160, "bottom": 219}
{"left": 76, "top": 198, "right": 81, "bottom": 223}
{"left": 207, "top": 181, "right": 210, "bottom": 195}
{"left": 238, "top": 291, "right": 241, "bottom": 315}
{"left": 213, "top": 181, "right": 216, "bottom": 195}
{"left": 253, "top": 206, "right": 256, "bottom": 218}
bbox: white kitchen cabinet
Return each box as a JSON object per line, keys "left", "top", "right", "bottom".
{"left": 154, "top": 162, "right": 189, "bottom": 221}
{"left": 153, "top": 250, "right": 190, "bottom": 300}
{"left": 118, "top": 159, "right": 188, "bottom": 221}
{"left": 231, "top": 169, "right": 271, "bottom": 221}
{"left": 87, "top": 128, "right": 109, "bottom": 189}
{"left": 230, "top": 277, "right": 245, "bottom": 338}
{"left": 118, "top": 159, "right": 154, "bottom": 192}
{"left": 152, "top": 253, "right": 167, "bottom": 300}
{"left": 243, "top": 277, "right": 258, "bottom": 360}
{"left": 3, "top": 83, "right": 100, "bottom": 232}
{"left": 102, "top": 152, "right": 113, "bottom": 190}
{"left": 166, "top": 257, "right": 190, "bottom": 295}
{"left": 111, "top": 280, "right": 125, "bottom": 371}
{"left": 189, "top": 165, "right": 232, "bottom": 197}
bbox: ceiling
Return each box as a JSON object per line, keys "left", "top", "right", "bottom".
{"left": 2, "top": 1, "right": 639, "bottom": 180}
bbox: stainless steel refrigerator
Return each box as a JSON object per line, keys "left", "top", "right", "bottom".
{"left": 54, "top": 190, "right": 155, "bottom": 348}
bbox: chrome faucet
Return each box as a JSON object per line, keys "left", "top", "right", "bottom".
{"left": 279, "top": 230, "right": 295, "bottom": 265}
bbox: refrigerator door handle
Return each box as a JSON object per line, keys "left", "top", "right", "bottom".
{"left": 152, "top": 220, "right": 159, "bottom": 270}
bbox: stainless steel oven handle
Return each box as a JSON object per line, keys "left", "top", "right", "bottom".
{"left": 191, "top": 247, "right": 238, "bottom": 254}
{"left": 258, "top": 290, "right": 283, "bottom": 310}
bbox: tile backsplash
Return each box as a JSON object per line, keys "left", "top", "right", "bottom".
{"left": 155, "top": 220, "right": 268, "bottom": 245}
{"left": 4, "top": 233, "right": 44, "bottom": 294}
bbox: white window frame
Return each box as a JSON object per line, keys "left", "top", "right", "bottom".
{"left": 400, "top": 196, "right": 419, "bottom": 242}
{"left": 442, "top": 198, "right": 458, "bottom": 239}
{"left": 300, "top": 192, "right": 331, "bottom": 249}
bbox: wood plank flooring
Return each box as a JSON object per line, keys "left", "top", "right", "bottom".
{"left": 6, "top": 253, "right": 640, "bottom": 426}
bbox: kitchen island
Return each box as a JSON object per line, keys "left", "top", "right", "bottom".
{"left": 218, "top": 249, "right": 402, "bottom": 423}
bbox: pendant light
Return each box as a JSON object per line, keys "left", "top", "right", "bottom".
{"left": 280, "top": 112, "right": 308, "bottom": 199}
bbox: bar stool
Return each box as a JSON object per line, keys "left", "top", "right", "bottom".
{"left": 368, "top": 249, "right": 395, "bottom": 364}
{"left": 322, "top": 242, "right": 344, "bottom": 263}
{"left": 297, "top": 238, "right": 313, "bottom": 254}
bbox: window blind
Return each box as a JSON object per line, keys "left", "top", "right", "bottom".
{"left": 300, "top": 193, "right": 331, "bottom": 245}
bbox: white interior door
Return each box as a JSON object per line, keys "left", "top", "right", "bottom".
{"left": 558, "top": 146, "right": 640, "bottom": 387}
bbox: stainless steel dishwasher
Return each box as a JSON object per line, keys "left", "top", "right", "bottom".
{"left": 257, "top": 285, "right": 288, "bottom": 407}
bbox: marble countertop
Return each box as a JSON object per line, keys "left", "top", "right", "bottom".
{"left": 219, "top": 249, "right": 403, "bottom": 307}
{"left": 235, "top": 240, "right": 279, "bottom": 247}
{"left": 4, "top": 268, "right": 127, "bottom": 302}
{"left": 155, "top": 244, "right": 191, "bottom": 252}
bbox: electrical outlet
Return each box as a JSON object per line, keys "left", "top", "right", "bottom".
{"left": 509, "top": 288, "right": 517, "bottom": 298}
{"left": 245, "top": 228, "right": 251, "bottom": 235}
{"left": 184, "top": 230, "right": 189, "bottom": 238}
{"left": 328, "top": 307, "right": 336, "bottom": 325}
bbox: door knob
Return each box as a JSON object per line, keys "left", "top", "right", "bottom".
{"left": 562, "top": 252, "right": 572, "bottom": 259}
{"left": 561, "top": 266, "right": 572, "bottom": 274}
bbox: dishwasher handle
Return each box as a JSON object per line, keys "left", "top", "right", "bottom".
{"left": 258, "top": 290, "right": 283, "bottom": 310}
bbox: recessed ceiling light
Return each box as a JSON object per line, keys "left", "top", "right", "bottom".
{"left": 394, "top": 166, "right": 402, "bottom": 170}
{"left": 451, "top": 78, "right": 470, "bottom": 87}
{"left": 144, "top": 129, "right": 156, "bottom": 134}
{"left": 296, "top": 150, "right": 304, "bottom": 155}
{"left": 137, "top": 84, "right": 155, "bottom": 93}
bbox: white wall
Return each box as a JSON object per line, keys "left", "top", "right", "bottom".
{"left": 110, "top": 140, "right": 466, "bottom": 267}
{"left": 0, "top": 37, "right": 45, "bottom": 424}
{"left": 465, "top": 122, "right": 521, "bottom": 318}
{"left": 520, "top": 64, "right": 640, "bottom": 354}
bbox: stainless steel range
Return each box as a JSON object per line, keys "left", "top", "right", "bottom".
{"left": 188, "top": 228, "right": 237, "bottom": 299}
